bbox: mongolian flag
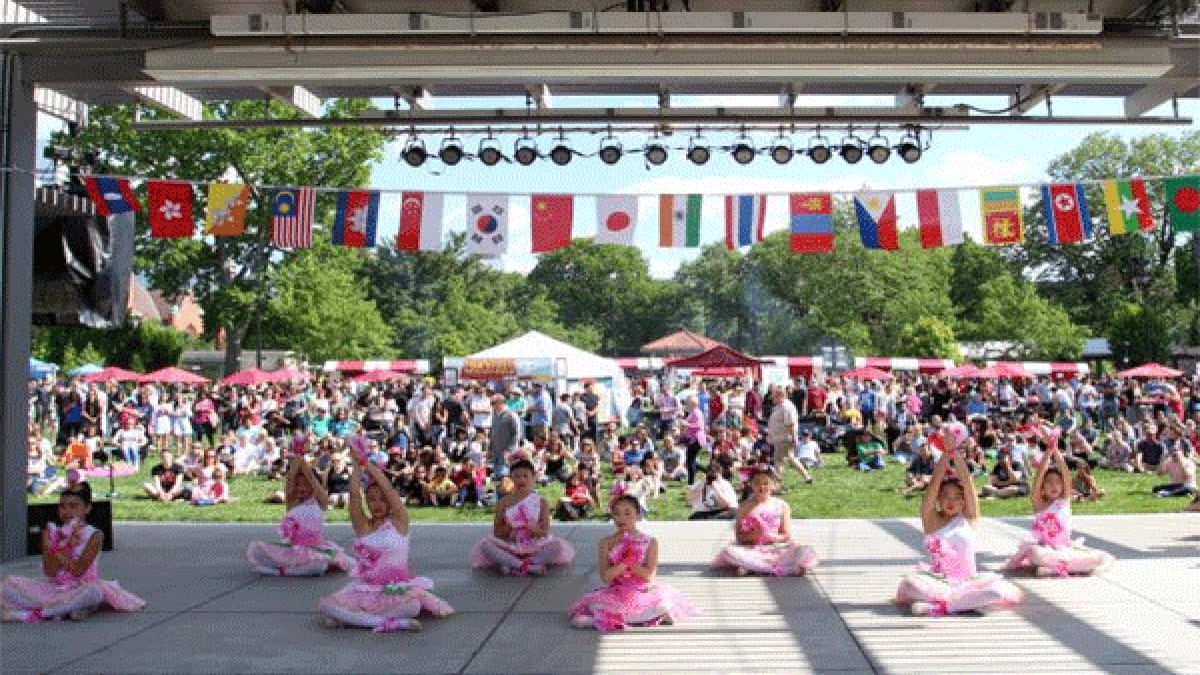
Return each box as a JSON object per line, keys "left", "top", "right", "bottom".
{"left": 789, "top": 193, "right": 834, "bottom": 254}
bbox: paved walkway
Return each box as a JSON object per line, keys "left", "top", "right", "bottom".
{"left": 2, "top": 514, "right": 1198, "bottom": 674}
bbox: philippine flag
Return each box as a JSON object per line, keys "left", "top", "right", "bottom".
{"left": 84, "top": 176, "right": 140, "bottom": 217}
{"left": 595, "top": 195, "right": 638, "bottom": 246}
{"left": 1041, "top": 183, "right": 1092, "bottom": 245}
{"left": 724, "top": 194, "right": 766, "bottom": 250}
{"left": 465, "top": 193, "right": 509, "bottom": 257}
{"left": 854, "top": 191, "right": 899, "bottom": 250}
{"left": 397, "top": 191, "right": 444, "bottom": 252}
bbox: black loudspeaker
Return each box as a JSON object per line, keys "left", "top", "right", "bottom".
{"left": 27, "top": 501, "right": 114, "bottom": 555}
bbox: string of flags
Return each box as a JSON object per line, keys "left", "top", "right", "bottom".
{"left": 82, "top": 173, "right": 1200, "bottom": 257}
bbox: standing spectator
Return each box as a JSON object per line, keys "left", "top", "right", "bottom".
{"left": 581, "top": 381, "right": 600, "bottom": 442}
{"left": 467, "top": 384, "right": 493, "bottom": 433}
{"left": 488, "top": 394, "right": 522, "bottom": 480}
{"left": 681, "top": 395, "right": 708, "bottom": 485}
{"left": 526, "top": 381, "right": 552, "bottom": 443}
{"left": 767, "top": 386, "right": 805, "bottom": 481}
{"left": 552, "top": 393, "right": 578, "bottom": 451}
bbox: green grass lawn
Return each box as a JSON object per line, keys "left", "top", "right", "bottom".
{"left": 30, "top": 456, "right": 1193, "bottom": 523}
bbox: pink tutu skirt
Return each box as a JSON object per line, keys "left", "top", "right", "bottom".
{"left": 895, "top": 571, "right": 1022, "bottom": 616}
{"left": 2, "top": 575, "right": 145, "bottom": 622}
{"left": 713, "top": 542, "right": 819, "bottom": 576}
{"left": 246, "top": 540, "right": 353, "bottom": 577}
{"left": 1005, "top": 541, "right": 1114, "bottom": 577}
{"left": 318, "top": 577, "right": 453, "bottom": 632}
{"left": 470, "top": 535, "right": 575, "bottom": 572}
{"left": 569, "top": 578, "right": 697, "bottom": 632}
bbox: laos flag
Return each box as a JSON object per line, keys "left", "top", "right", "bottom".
{"left": 84, "top": 176, "right": 140, "bottom": 217}
{"left": 332, "top": 190, "right": 380, "bottom": 248}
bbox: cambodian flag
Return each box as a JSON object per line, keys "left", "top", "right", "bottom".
{"left": 724, "top": 194, "right": 766, "bottom": 250}
{"left": 84, "top": 176, "right": 140, "bottom": 217}
{"left": 333, "top": 190, "right": 380, "bottom": 248}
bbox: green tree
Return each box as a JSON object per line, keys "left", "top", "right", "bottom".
{"left": 674, "top": 244, "right": 751, "bottom": 349}
{"left": 262, "top": 243, "right": 391, "bottom": 362}
{"left": 1106, "top": 302, "right": 1173, "bottom": 367}
{"left": 897, "top": 316, "right": 960, "bottom": 360}
{"left": 1011, "top": 131, "right": 1200, "bottom": 331}
{"left": 32, "top": 319, "right": 190, "bottom": 371}
{"left": 974, "top": 275, "right": 1088, "bottom": 359}
{"left": 54, "top": 101, "right": 389, "bottom": 374}
{"left": 948, "top": 239, "right": 1011, "bottom": 333}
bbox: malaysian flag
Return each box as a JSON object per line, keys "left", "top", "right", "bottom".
{"left": 270, "top": 188, "right": 315, "bottom": 248}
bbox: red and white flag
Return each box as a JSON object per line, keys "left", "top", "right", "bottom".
{"left": 147, "top": 181, "right": 194, "bottom": 239}
{"left": 595, "top": 195, "right": 638, "bottom": 246}
{"left": 916, "top": 189, "right": 964, "bottom": 249}
{"left": 270, "top": 188, "right": 315, "bottom": 248}
{"left": 531, "top": 194, "right": 574, "bottom": 253}
{"left": 397, "top": 191, "right": 444, "bottom": 252}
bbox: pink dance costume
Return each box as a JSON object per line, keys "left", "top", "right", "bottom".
{"left": 470, "top": 493, "right": 575, "bottom": 575}
{"left": 712, "top": 497, "right": 819, "bottom": 576}
{"left": 569, "top": 531, "right": 697, "bottom": 632}
{"left": 317, "top": 520, "right": 453, "bottom": 632}
{"left": 246, "top": 499, "right": 353, "bottom": 576}
{"left": 2, "top": 522, "right": 145, "bottom": 623}
{"left": 1005, "top": 499, "right": 1114, "bottom": 576}
{"left": 895, "top": 515, "right": 1022, "bottom": 616}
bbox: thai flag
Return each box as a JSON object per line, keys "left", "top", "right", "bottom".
{"left": 725, "top": 194, "right": 766, "bottom": 249}
{"left": 84, "top": 176, "right": 140, "bottom": 217}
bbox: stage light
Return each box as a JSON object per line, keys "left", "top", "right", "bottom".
{"left": 402, "top": 137, "right": 427, "bottom": 167}
{"left": 770, "top": 136, "right": 793, "bottom": 164}
{"left": 840, "top": 133, "right": 864, "bottom": 164}
{"left": 807, "top": 134, "right": 831, "bottom": 164}
{"left": 731, "top": 136, "right": 756, "bottom": 165}
{"left": 687, "top": 135, "right": 710, "bottom": 165}
{"left": 866, "top": 132, "right": 891, "bottom": 164}
{"left": 438, "top": 136, "right": 463, "bottom": 166}
{"left": 513, "top": 136, "right": 538, "bottom": 166}
{"left": 598, "top": 136, "right": 623, "bottom": 165}
{"left": 477, "top": 136, "right": 503, "bottom": 166}
{"left": 896, "top": 128, "right": 923, "bottom": 164}
{"left": 549, "top": 131, "right": 574, "bottom": 166}
{"left": 644, "top": 140, "right": 668, "bottom": 166}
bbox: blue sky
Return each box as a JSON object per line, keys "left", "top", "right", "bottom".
{"left": 37, "top": 94, "right": 1200, "bottom": 279}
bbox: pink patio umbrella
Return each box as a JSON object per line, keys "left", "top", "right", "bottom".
{"left": 937, "top": 363, "right": 984, "bottom": 379}
{"left": 220, "top": 368, "right": 273, "bottom": 386}
{"left": 840, "top": 366, "right": 894, "bottom": 381}
{"left": 977, "top": 361, "right": 1033, "bottom": 379}
{"left": 80, "top": 366, "right": 142, "bottom": 383}
{"left": 267, "top": 366, "right": 311, "bottom": 383}
{"left": 1117, "top": 362, "right": 1184, "bottom": 379}
{"left": 139, "top": 367, "right": 210, "bottom": 385}
{"left": 350, "top": 370, "right": 405, "bottom": 383}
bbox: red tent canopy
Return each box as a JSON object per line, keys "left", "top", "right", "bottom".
{"left": 1117, "top": 362, "right": 1184, "bottom": 379}
{"left": 978, "top": 361, "right": 1033, "bottom": 379}
{"left": 841, "top": 366, "right": 893, "bottom": 381}
{"left": 666, "top": 345, "right": 770, "bottom": 372}
{"left": 139, "top": 367, "right": 209, "bottom": 385}
{"left": 220, "top": 368, "right": 273, "bottom": 386}
{"left": 938, "top": 363, "right": 983, "bottom": 379}
{"left": 267, "top": 366, "right": 311, "bottom": 382}
{"left": 351, "top": 370, "right": 406, "bottom": 383}
{"left": 79, "top": 366, "right": 141, "bottom": 383}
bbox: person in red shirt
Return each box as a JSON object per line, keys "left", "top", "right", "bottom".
{"left": 807, "top": 382, "right": 828, "bottom": 418}
{"left": 452, "top": 458, "right": 482, "bottom": 507}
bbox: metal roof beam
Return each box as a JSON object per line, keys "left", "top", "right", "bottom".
{"left": 128, "top": 85, "right": 203, "bottom": 121}
{"left": 262, "top": 85, "right": 322, "bottom": 118}
{"left": 1009, "top": 83, "right": 1064, "bottom": 115}
{"left": 526, "top": 83, "right": 552, "bottom": 109}
{"left": 33, "top": 87, "right": 87, "bottom": 125}
{"left": 394, "top": 86, "right": 434, "bottom": 110}
{"left": 1123, "top": 76, "right": 1195, "bottom": 117}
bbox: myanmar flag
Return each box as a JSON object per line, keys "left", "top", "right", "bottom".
{"left": 1102, "top": 179, "right": 1154, "bottom": 235}
{"left": 659, "top": 194, "right": 702, "bottom": 247}
{"left": 1165, "top": 176, "right": 1200, "bottom": 232}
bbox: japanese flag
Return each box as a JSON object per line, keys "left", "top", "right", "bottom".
{"left": 595, "top": 195, "right": 638, "bottom": 246}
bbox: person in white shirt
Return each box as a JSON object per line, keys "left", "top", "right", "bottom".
{"left": 767, "top": 386, "right": 808, "bottom": 481}
{"left": 686, "top": 466, "right": 738, "bottom": 520}
{"left": 112, "top": 417, "right": 148, "bottom": 469}
{"left": 467, "top": 385, "right": 493, "bottom": 432}
{"left": 789, "top": 429, "right": 822, "bottom": 475}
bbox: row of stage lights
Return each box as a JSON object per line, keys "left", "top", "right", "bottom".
{"left": 401, "top": 126, "right": 930, "bottom": 168}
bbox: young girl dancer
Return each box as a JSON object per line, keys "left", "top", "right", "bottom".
{"left": 712, "top": 468, "right": 818, "bottom": 576}
{"left": 895, "top": 447, "right": 1022, "bottom": 616}
{"left": 318, "top": 462, "right": 453, "bottom": 632}
{"left": 569, "top": 494, "right": 696, "bottom": 631}
{"left": 246, "top": 454, "right": 353, "bottom": 576}
{"left": 1005, "top": 446, "right": 1114, "bottom": 576}
{"left": 471, "top": 459, "right": 574, "bottom": 576}
{"left": 2, "top": 483, "right": 145, "bottom": 622}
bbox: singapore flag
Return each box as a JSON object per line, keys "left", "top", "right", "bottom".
{"left": 594, "top": 195, "right": 638, "bottom": 246}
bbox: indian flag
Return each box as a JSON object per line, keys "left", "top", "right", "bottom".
{"left": 659, "top": 194, "right": 702, "bottom": 247}
{"left": 1102, "top": 179, "right": 1154, "bottom": 235}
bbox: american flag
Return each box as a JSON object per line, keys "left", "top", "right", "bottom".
{"left": 270, "top": 188, "right": 315, "bottom": 248}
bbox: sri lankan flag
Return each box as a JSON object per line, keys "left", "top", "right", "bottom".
{"left": 1102, "top": 179, "right": 1154, "bottom": 235}
{"left": 980, "top": 186, "right": 1023, "bottom": 246}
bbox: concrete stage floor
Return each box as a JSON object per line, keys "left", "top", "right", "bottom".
{"left": 2, "top": 514, "right": 1198, "bottom": 674}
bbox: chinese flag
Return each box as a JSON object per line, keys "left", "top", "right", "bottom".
{"left": 531, "top": 194, "right": 573, "bottom": 253}
{"left": 147, "top": 181, "right": 195, "bottom": 239}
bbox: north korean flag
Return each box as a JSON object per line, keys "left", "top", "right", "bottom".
{"left": 1041, "top": 183, "right": 1092, "bottom": 245}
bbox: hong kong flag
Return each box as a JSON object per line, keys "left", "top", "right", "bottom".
{"left": 530, "top": 194, "right": 573, "bottom": 253}
{"left": 146, "top": 181, "right": 195, "bottom": 239}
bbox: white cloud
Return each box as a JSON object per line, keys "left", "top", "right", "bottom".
{"left": 920, "top": 149, "right": 1037, "bottom": 189}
